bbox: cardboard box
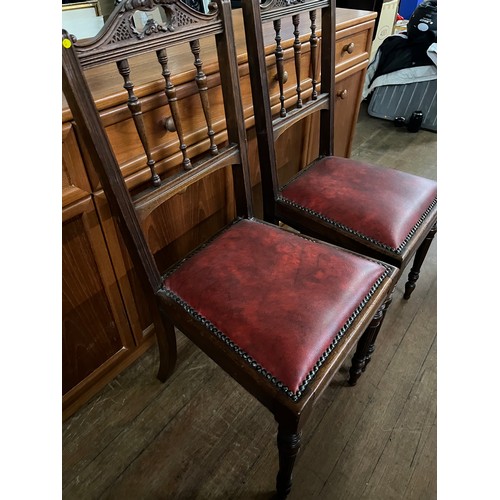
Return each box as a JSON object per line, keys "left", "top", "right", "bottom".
{"left": 370, "top": 0, "right": 400, "bottom": 60}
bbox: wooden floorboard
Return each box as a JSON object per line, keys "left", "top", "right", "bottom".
{"left": 62, "top": 102, "right": 437, "bottom": 499}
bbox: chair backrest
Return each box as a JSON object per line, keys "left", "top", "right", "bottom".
{"left": 62, "top": 0, "right": 253, "bottom": 294}
{"left": 240, "top": 0, "right": 336, "bottom": 215}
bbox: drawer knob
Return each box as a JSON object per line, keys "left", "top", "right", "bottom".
{"left": 337, "top": 89, "right": 348, "bottom": 100}
{"left": 163, "top": 116, "right": 176, "bottom": 132}
{"left": 343, "top": 42, "right": 355, "bottom": 54}
{"left": 274, "top": 70, "right": 288, "bottom": 84}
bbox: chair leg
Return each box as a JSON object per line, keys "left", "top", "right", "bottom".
{"left": 348, "top": 326, "right": 374, "bottom": 386}
{"left": 348, "top": 294, "right": 392, "bottom": 385}
{"left": 404, "top": 223, "right": 437, "bottom": 300}
{"left": 156, "top": 309, "right": 177, "bottom": 383}
{"left": 363, "top": 294, "right": 393, "bottom": 371}
{"left": 275, "top": 424, "right": 302, "bottom": 499}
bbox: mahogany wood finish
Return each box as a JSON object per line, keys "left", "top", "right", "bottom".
{"left": 61, "top": 7, "right": 376, "bottom": 421}
{"left": 241, "top": 0, "right": 437, "bottom": 317}
{"left": 63, "top": 0, "right": 395, "bottom": 496}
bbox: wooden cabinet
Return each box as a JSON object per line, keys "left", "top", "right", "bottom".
{"left": 62, "top": 8, "right": 376, "bottom": 419}
{"left": 334, "top": 13, "right": 376, "bottom": 157}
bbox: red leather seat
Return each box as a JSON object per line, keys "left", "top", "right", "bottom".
{"left": 280, "top": 157, "right": 437, "bottom": 256}
{"left": 163, "top": 218, "right": 391, "bottom": 400}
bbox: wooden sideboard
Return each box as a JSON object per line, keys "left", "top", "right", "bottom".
{"left": 62, "top": 7, "right": 376, "bottom": 420}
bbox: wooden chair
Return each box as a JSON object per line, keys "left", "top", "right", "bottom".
{"left": 62, "top": 0, "right": 396, "bottom": 496}
{"left": 240, "top": 0, "right": 437, "bottom": 364}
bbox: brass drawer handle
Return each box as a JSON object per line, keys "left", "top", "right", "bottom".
{"left": 274, "top": 70, "right": 289, "bottom": 84}
{"left": 337, "top": 89, "right": 348, "bottom": 100}
{"left": 163, "top": 116, "right": 176, "bottom": 132}
{"left": 343, "top": 42, "right": 355, "bottom": 54}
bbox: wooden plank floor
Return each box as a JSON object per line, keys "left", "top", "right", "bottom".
{"left": 62, "top": 103, "right": 437, "bottom": 500}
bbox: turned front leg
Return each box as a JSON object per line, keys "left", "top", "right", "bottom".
{"left": 276, "top": 425, "right": 302, "bottom": 498}
{"left": 348, "top": 326, "right": 374, "bottom": 386}
{"left": 404, "top": 223, "right": 437, "bottom": 300}
{"left": 156, "top": 309, "right": 177, "bottom": 383}
{"left": 363, "top": 293, "right": 393, "bottom": 371}
{"left": 349, "top": 293, "right": 392, "bottom": 385}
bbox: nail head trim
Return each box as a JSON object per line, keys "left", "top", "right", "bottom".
{"left": 277, "top": 194, "right": 437, "bottom": 255}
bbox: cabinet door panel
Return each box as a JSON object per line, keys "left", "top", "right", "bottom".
{"left": 334, "top": 65, "right": 366, "bottom": 157}
{"left": 62, "top": 197, "right": 134, "bottom": 398}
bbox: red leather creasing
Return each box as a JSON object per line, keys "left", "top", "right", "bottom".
{"left": 281, "top": 156, "right": 437, "bottom": 251}
{"left": 163, "top": 219, "right": 387, "bottom": 394}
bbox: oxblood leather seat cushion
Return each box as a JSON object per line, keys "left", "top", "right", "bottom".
{"left": 163, "top": 218, "right": 390, "bottom": 401}
{"left": 280, "top": 156, "right": 437, "bottom": 254}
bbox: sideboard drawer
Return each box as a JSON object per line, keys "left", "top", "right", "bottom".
{"left": 335, "top": 24, "right": 371, "bottom": 74}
